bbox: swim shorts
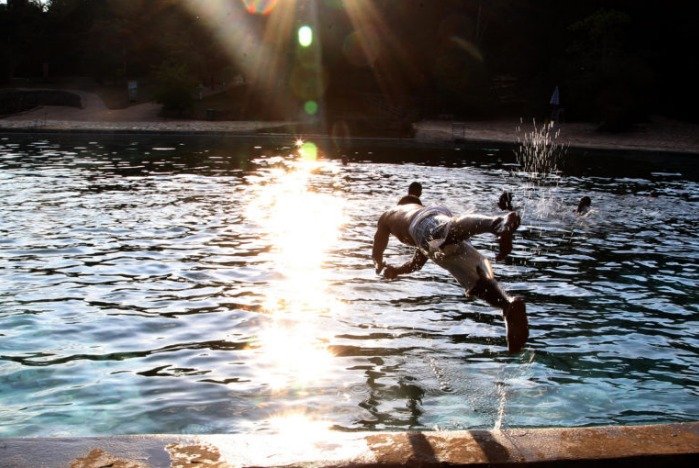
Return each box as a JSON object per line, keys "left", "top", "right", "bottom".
{"left": 408, "top": 206, "right": 453, "bottom": 251}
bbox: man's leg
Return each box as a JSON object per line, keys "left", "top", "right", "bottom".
{"left": 468, "top": 273, "right": 528, "bottom": 354}
{"left": 444, "top": 212, "right": 521, "bottom": 261}
{"left": 432, "top": 242, "right": 528, "bottom": 353}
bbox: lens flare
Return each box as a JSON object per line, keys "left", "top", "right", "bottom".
{"left": 451, "top": 36, "right": 484, "bottom": 62}
{"left": 298, "top": 25, "right": 314, "bottom": 47}
{"left": 241, "top": 0, "right": 278, "bottom": 15}
{"left": 304, "top": 100, "right": 319, "bottom": 115}
{"left": 299, "top": 141, "right": 318, "bottom": 162}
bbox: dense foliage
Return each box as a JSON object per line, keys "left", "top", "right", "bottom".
{"left": 151, "top": 61, "right": 197, "bottom": 116}
{"left": 1, "top": 0, "right": 697, "bottom": 126}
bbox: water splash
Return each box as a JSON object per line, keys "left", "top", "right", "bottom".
{"left": 512, "top": 119, "right": 571, "bottom": 222}
{"left": 494, "top": 351, "right": 537, "bottom": 430}
{"left": 515, "top": 119, "right": 568, "bottom": 180}
{"left": 493, "top": 380, "right": 507, "bottom": 431}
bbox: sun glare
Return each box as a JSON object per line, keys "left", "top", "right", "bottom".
{"left": 341, "top": 0, "right": 421, "bottom": 104}
{"left": 268, "top": 412, "right": 332, "bottom": 438}
{"left": 298, "top": 141, "right": 318, "bottom": 162}
{"left": 180, "top": 0, "right": 419, "bottom": 122}
{"left": 263, "top": 413, "right": 336, "bottom": 462}
{"left": 212, "top": 410, "right": 363, "bottom": 465}
{"left": 180, "top": 0, "right": 300, "bottom": 116}
{"left": 245, "top": 151, "right": 345, "bottom": 392}
{"left": 182, "top": 0, "right": 422, "bottom": 126}
{"left": 257, "top": 323, "right": 334, "bottom": 391}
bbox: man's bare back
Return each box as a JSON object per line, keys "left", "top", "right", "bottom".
{"left": 375, "top": 204, "right": 422, "bottom": 246}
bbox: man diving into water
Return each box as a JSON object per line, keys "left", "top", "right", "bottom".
{"left": 372, "top": 198, "right": 529, "bottom": 353}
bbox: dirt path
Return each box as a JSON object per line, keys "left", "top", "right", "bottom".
{"left": 0, "top": 89, "right": 292, "bottom": 133}
{"left": 2, "top": 89, "right": 161, "bottom": 122}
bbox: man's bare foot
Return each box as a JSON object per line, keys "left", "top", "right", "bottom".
{"left": 504, "top": 297, "right": 528, "bottom": 353}
{"left": 495, "top": 212, "right": 520, "bottom": 261}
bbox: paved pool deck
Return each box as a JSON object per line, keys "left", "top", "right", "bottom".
{"left": 2, "top": 422, "right": 698, "bottom": 467}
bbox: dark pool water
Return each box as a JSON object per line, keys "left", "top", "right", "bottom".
{"left": 0, "top": 134, "right": 697, "bottom": 436}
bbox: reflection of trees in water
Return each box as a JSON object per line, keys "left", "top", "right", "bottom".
{"left": 358, "top": 356, "right": 426, "bottom": 430}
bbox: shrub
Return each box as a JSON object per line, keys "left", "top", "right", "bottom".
{"left": 152, "top": 61, "right": 196, "bottom": 117}
{"left": 560, "top": 9, "right": 654, "bottom": 131}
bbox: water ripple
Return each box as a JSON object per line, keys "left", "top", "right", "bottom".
{"left": 0, "top": 135, "right": 697, "bottom": 436}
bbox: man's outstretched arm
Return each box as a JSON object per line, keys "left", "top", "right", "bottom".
{"left": 382, "top": 249, "right": 427, "bottom": 279}
{"left": 372, "top": 221, "right": 390, "bottom": 274}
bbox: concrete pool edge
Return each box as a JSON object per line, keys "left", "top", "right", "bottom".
{"left": 2, "top": 422, "right": 697, "bottom": 467}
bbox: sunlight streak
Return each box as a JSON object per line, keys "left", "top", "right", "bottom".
{"left": 451, "top": 36, "right": 484, "bottom": 62}
{"left": 181, "top": 0, "right": 326, "bottom": 120}
{"left": 212, "top": 411, "right": 365, "bottom": 465}
{"left": 252, "top": 0, "right": 299, "bottom": 114}
{"left": 341, "top": 0, "right": 423, "bottom": 105}
{"left": 181, "top": 1, "right": 261, "bottom": 76}
{"left": 180, "top": 0, "right": 298, "bottom": 116}
{"left": 246, "top": 150, "right": 346, "bottom": 391}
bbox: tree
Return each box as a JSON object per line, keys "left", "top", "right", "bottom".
{"left": 1, "top": 0, "right": 46, "bottom": 79}
{"left": 559, "top": 9, "right": 654, "bottom": 131}
{"left": 152, "top": 60, "right": 196, "bottom": 116}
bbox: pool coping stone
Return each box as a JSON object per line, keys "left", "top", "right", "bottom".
{"left": 1, "top": 422, "right": 698, "bottom": 467}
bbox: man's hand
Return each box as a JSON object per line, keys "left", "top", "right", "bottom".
{"left": 374, "top": 261, "right": 385, "bottom": 275}
{"left": 382, "top": 265, "right": 398, "bottom": 279}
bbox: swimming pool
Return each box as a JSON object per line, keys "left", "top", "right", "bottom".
{"left": 0, "top": 134, "right": 697, "bottom": 437}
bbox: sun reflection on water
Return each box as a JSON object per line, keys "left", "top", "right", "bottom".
{"left": 229, "top": 411, "right": 365, "bottom": 465}
{"left": 246, "top": 147, "right": 345, "bottom": 394}
{"left": 268, "top": 411, "right": 332, "bottom": 439}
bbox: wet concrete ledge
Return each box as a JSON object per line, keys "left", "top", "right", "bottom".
{"left": 1, "top": 422, "right": 697, "bottom": 467}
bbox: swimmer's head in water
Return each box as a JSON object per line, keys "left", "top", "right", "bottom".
{"left": 408, "top": 182, "right": 422, "bottom": 197}
{"left": 398, "top": 181, "right": 423, "bottom": 205}
{"left": 498, "top": 191, "right": 513, "bottom": 211}
{"left": 577, "top": 196, "right": 592, "bottom": 213}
